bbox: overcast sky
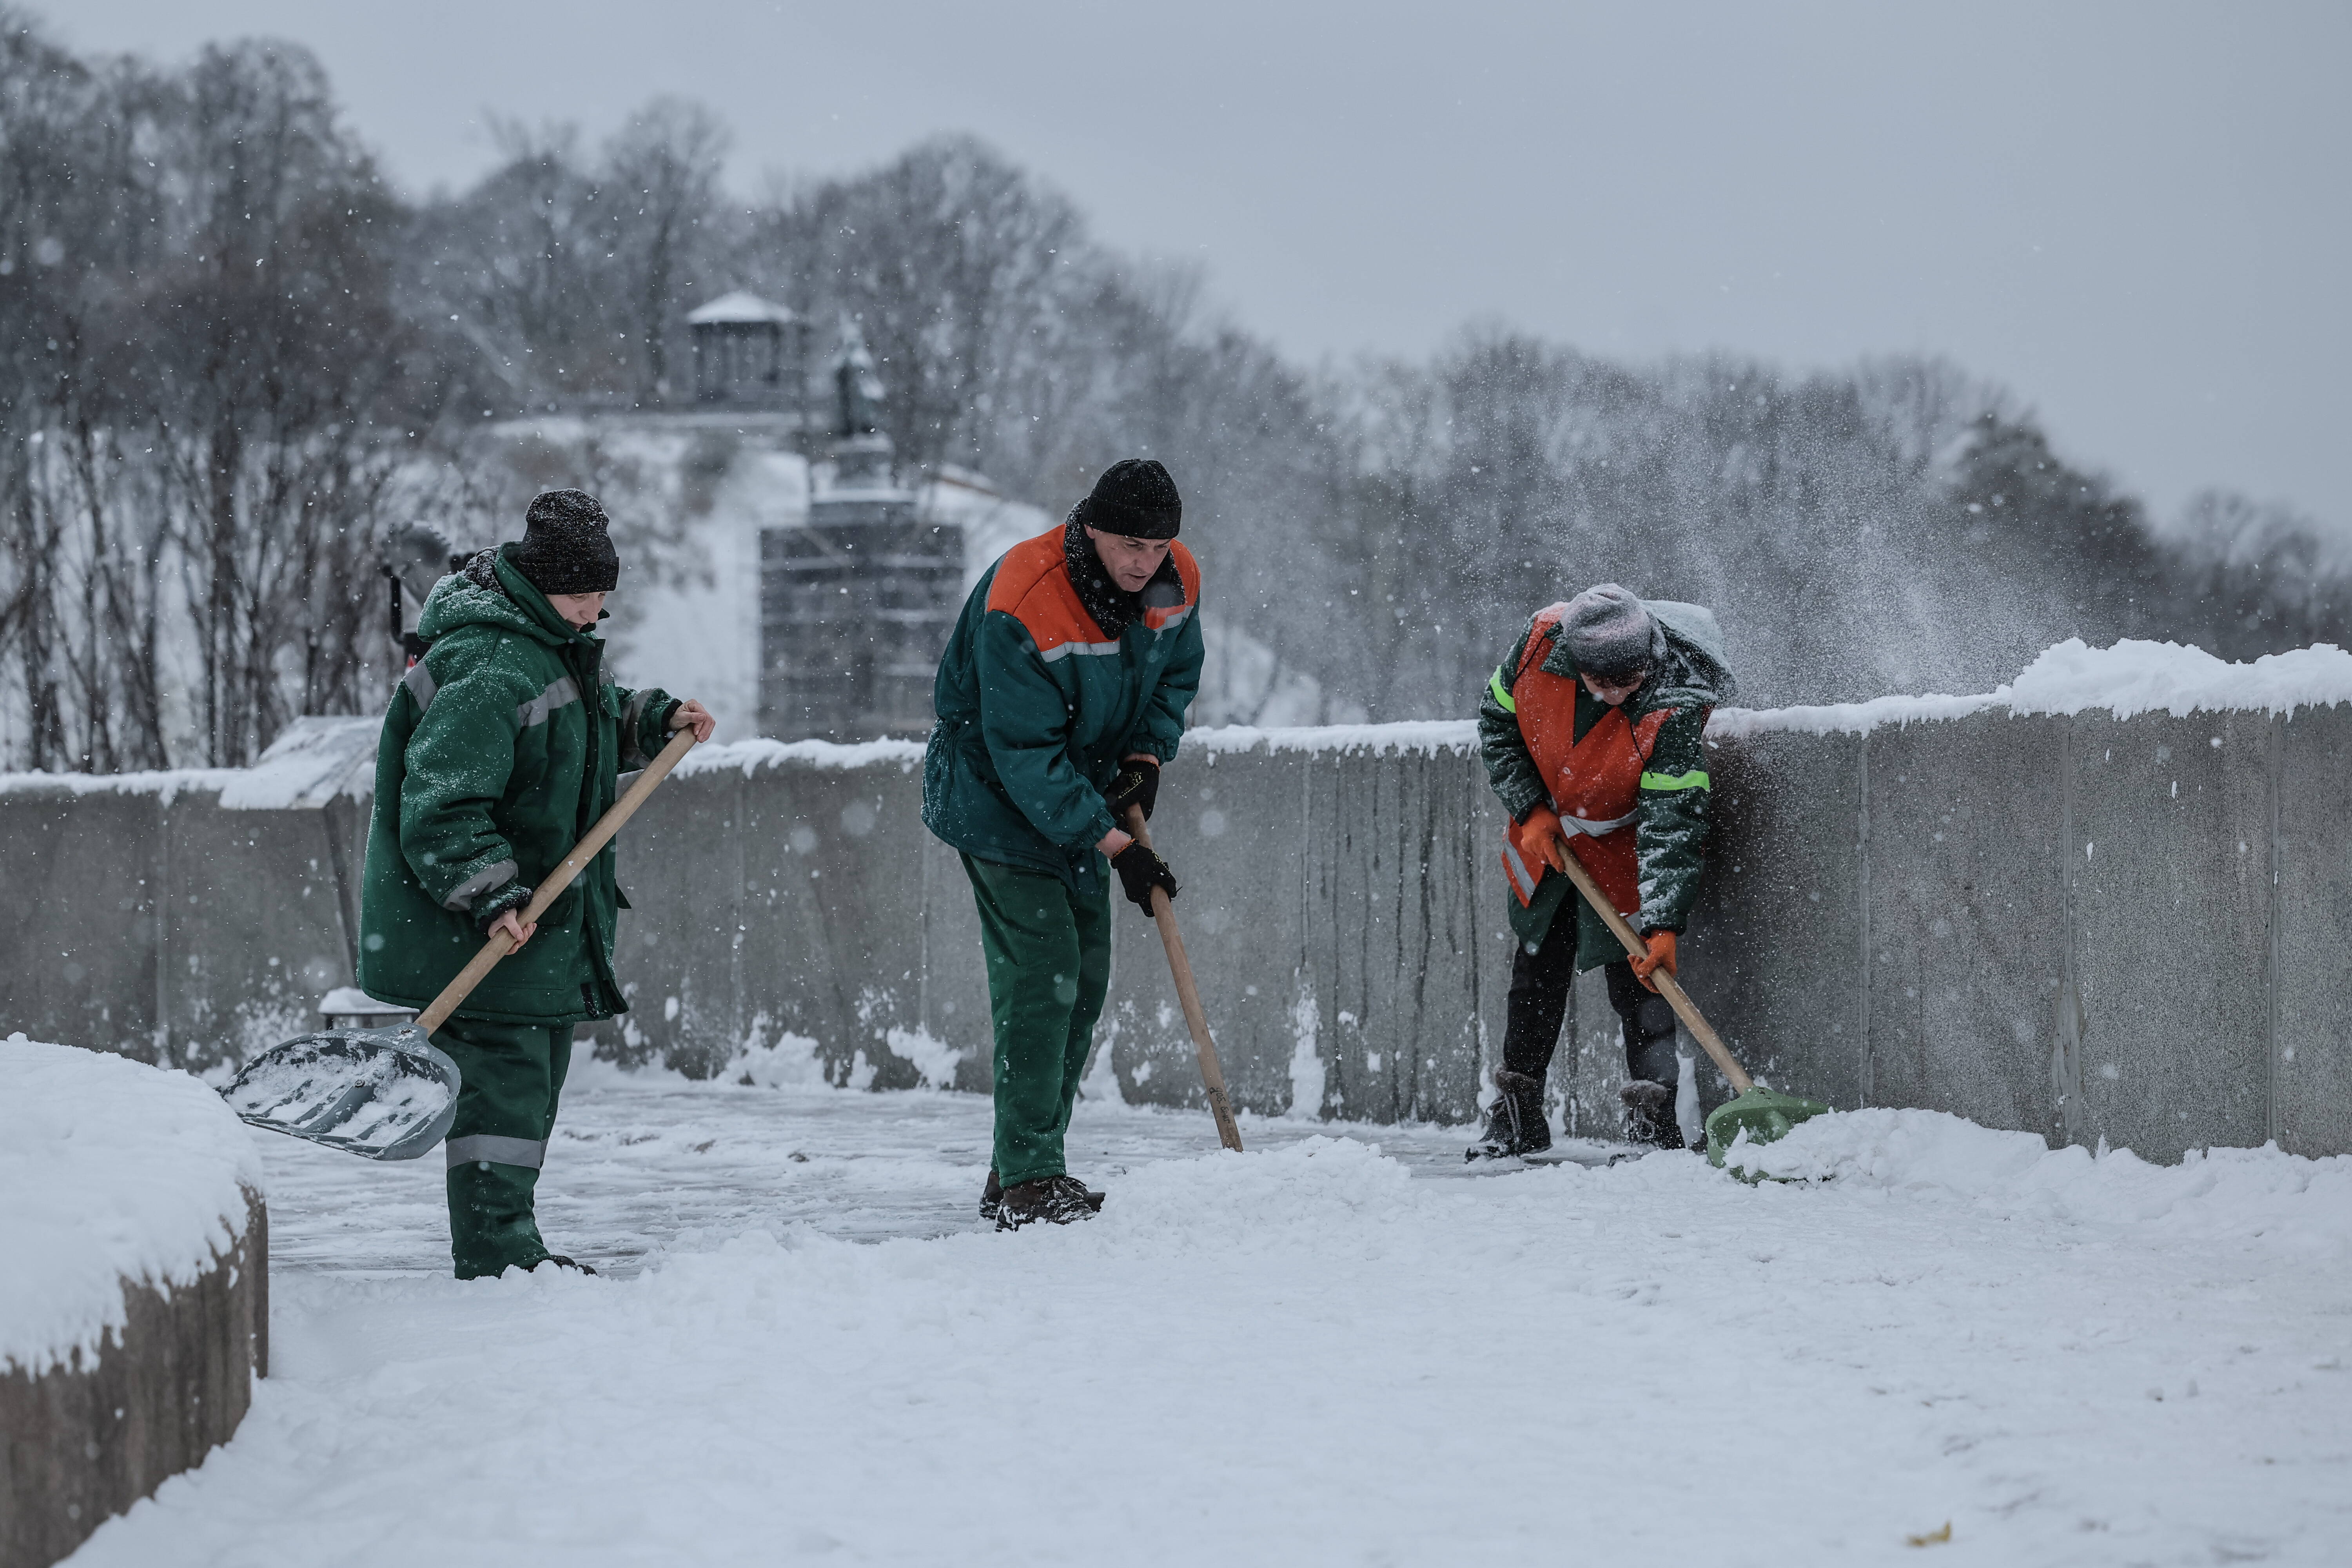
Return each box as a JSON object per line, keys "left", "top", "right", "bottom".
{"left": 58, "top": 0, "right": 2352, "bottom": 533}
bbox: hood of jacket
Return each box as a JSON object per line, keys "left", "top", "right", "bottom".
{"left": 1642, "top": 598, "right": 1737, "bottom": 708}
{"left": 417, "top": 546, "right": 598, "bottom": 650}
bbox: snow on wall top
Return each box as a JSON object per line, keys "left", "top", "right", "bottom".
{"left": 1187, "top": 720, "right": 1478, "bottom": 758}
{"left": 675, "top": 737, "right": 928, "bottom": 777}
{"left": 6, "top": 638, "right": 2350, "bottom": 796}
{"left": 0, "top": 764, "right": 242, "bottom": 801}
{"left": 1710, "top": 638, "right": 2352, "bottom": 738}
{"left": 0, "top": 1034, "right": 265, "bottom": 1376}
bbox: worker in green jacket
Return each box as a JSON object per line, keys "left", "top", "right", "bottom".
{"left": 923, "top": 459, "right": 1203, "bottom": 1229}
{"left": 1470, "top": 586, "right": 1735, "bottom": 1158}
{"left": 359, "top": 489, "right": 714, "bottom": 1278}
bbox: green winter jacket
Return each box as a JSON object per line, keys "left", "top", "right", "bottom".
{"left": 1479, "top": 597, "right": 1735, "bottom": 970}
{"left": 358, "top": 549, "right": 678, "bottom": 1025}
{"left": 922, "top": 524, "right": 1204, "bottom": 895}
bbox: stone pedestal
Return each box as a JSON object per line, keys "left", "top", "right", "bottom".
{"left": 0, "top": 1189, "right": 268, "bottom": 1568}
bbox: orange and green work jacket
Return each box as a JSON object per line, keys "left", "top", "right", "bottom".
{"left": 1478, "top": 601, "right": 1726, "bottom": 970}
{"left": 922, "top": 525, "right": 1204, "bottom": 897}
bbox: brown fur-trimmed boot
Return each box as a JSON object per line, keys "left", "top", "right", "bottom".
{"left": 1466, "top": 1069, "right": 1551, "bottom": 1160}
{"left": 1619, "top": 1080, "right": 1686, "bottom": 1149}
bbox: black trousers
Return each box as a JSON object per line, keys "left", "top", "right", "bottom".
{"left": 1501, "top": 913, "right": 1681, "bottom": 1091}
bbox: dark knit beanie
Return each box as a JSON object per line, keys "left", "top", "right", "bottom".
{"left": 506, "top": 489, "right": 620, "bottom": 596}
{"left": 1075, "top": 458, "right": 1181, "bottom": 540}
{"left": 1559, "top": 584, "right": 1661, "bottom": 680}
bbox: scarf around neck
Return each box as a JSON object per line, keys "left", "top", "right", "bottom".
{"left": 1064, "top": 512, "right": 1160, "bottom": 640}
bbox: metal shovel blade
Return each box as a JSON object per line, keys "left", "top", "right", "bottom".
{"left": 1704, "top": 1087, "right": 1832, "bottom": 1176}
{"left": 220, "top": 1024, "right": 462, "bottom": 1161}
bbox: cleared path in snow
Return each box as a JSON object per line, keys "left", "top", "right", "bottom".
{"left": 66, "top": 1069, "right": 2352, "bottom": 1567}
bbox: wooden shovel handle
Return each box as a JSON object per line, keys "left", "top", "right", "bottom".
{"left": 415, "top": 726, "right": 701, "bottom": 1036}
{"left": 1546, "top": 841, "right": 1754, "bottom": 1094}
{"left": 1125, "top": 806, "right": 1245, "bottom": 1151}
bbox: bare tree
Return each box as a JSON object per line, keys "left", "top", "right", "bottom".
{"left": 601, "top": 98, "right": 730, "bottom": 404}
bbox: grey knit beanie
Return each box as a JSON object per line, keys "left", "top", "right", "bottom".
{"left": 506, "top": 489, "right": 620, "bottom": 596}
{"left": 1559, "top": 584, "right": 1661, "bottom": 680}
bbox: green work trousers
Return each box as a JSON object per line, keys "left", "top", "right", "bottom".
{"left": 434, "top": 1014, "right": 573, "bottom": 1279}
{"left": 962, "top": 852, "right": 1113, "bottom": 1188}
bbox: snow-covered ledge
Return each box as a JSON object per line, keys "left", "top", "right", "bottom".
{"left": 0, "top": 1035, "right": 267, "bottom": 1568}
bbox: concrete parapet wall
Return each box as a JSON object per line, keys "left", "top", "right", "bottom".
{"left": 3, "top": 702, "right": 2346, "bottom": 1159}
{"left": 0, "top": 773, "right": 360, "bottom": 1077}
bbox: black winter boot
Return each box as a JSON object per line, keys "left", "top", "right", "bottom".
{"left": 531, "top": 1254, "right": 598, "bottom": 1276}
{"left": 982, "top": 1167, "right": 1100, "bottom": 1220}
{"left": 1619, "top": 1080, "right": 1686, "bottom": 1149}
{"left": 1466, "top": 1069, "right": 1552, "bottom": 1160}
{"left": 996, "top": 1174, "right": 1100, "bottom": 1230}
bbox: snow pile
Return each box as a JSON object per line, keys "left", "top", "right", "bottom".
{"left": 722, "top": 1027, "right": 829, "bottom": 1089}
{"left": 0, "top": 1034, "right": 265, "bottom": 1375}
{"left": 2002, "top": 637, "right": 2352, "bottom": 719}
{"left": 217, "top": 715, "right": 379, "bottom": 809}
{"left": 1723, "top": 1107, "right": 2352, "bottom": 1253}
{"left": 1714, "top": 637, "right": 2352, "bottom": 737}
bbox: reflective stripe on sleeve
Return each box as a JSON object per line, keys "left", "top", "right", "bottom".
{"left": 445, "top": 1134, "right": 547, "bottom": 1170}
{"left": 1487, "top": 667, "right": 1517, "bottom": 713}
{"left": 1638, "top": 769, "right": 1710, "bottom": 791}
{"left": 402, "top": 661, "right": 438, "bottom": 713}
{"left": 1036, "top": 639, "right": 1124, "bottom": 663}
{"left": 515, "top": 676, "right": 582, "bottom": 729}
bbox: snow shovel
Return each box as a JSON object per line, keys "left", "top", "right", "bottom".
{"left": 1123, "top": 805, "right": 1245, "bottom": 1151}
{"left": 221, "top": 726, "right": 701, "bottom": 1160}
{"left": 1541, "top": 840, "right": 1826, "bottom": 1168}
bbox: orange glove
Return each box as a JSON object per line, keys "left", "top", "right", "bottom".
{"left": 1511, "top": 806, "right": 1568, "bottom": 873}
{"left": 1630, "top": 930, "right": 1677, "bottom": 993}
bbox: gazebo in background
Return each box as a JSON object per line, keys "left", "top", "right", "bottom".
{"left": 688, "top": 291, "right": 806, "bottom": 410}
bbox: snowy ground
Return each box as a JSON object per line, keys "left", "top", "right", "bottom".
{"left": 67, "top": 1062, "right": 2352, "bottom": 1567}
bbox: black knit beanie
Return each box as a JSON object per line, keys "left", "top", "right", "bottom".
{"left": 506, "top": 489, "right": 620, "bottom": 596}
{"left": 1075, "top": 458, "right": 1181, "bottom": 540}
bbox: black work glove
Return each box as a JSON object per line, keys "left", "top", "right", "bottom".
{"left": 473, "top": 882, "right": 535, "bottom": 935}
{"left": 1103, "top": 755, "right": 1160, "bottom": 822}
{"left": 1110, "top": 840, "right": 1179, "bottom": 915}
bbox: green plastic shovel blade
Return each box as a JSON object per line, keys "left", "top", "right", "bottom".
{"left": 1705, "top": 1087, "right": 1832, "bottom": 1172}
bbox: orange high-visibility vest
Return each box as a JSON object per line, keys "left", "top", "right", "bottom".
{"left": 1498, "top": 604, "right": 1675, "bottom": 918}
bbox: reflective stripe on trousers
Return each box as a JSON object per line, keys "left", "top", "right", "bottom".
{"left": 446, "top": 1133, "right": 548, "bottom": 1169}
